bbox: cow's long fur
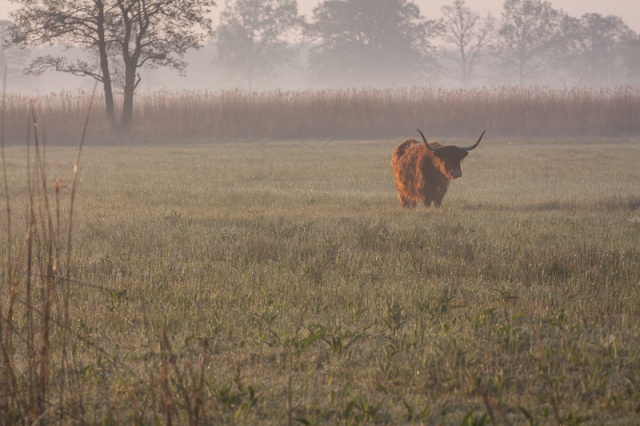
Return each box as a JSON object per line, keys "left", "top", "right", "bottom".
{"left": 391, "top": 138, "right": 470, "bottom": 208}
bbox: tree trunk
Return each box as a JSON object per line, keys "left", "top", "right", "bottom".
{"left": 519, "top": 54, "right": 526, "bottom": 85}
{"left": 461, "top": 52, "right": 469, "bottom": 87}
{"left": 121, "top": 58, "right": 137, "bottom": 132}
{"left": 96, "top": 0, "right": 117, "bottom": 130}
{"left": 101, "top": 67, "right": 116, "bottom": 129}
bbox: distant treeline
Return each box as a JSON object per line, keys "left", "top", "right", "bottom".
{"left": 3, "top": 86, "right": 640, "bottom": 144}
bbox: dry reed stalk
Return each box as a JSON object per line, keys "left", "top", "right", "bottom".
{"left": 0, "top": 80, "right": 97, "bottom": 423}
{"left": 0, "top": 64, "right": 11, "bottom": 422}
{"left": 30, "top": 101, "right": 53, "bottom": 421}
{"left": 56, "top": 82, "right": 98, "bottom": 421}
{"left": 153, "top": 327, "right": 210, "bottom": 425}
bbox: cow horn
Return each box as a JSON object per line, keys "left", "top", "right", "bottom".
{"left": 416, "top": 129, "right": 438, "bottom": 151}
{"left": 460, "top": 130, "right": 486, "bottom": 152}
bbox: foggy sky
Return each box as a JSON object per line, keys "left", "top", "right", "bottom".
{"left": 1, "top": 0, "right": 640, "bottom": 32}
{"left": 297, "top": 0, "right": 640, "bottom": 30}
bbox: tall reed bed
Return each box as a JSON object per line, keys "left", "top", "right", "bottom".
{"left": 2, "top": 86, "right": 640, "bottom": 144}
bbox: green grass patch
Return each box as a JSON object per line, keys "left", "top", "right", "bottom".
{"left": 2, "top": 138, "right": 640, "bottom": 424}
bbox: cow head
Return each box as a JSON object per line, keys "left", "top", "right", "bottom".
{"left": 416, "top": 129, "right": 485, "bottom": 179}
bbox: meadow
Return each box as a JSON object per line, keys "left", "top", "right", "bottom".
{"left": 1, "top": 129, "right": 640, "bottom": 424}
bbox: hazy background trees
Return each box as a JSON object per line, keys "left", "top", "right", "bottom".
{"left": 5, "top": 0, "right": 640, "bottom": 94}
{"left": 0, "top": 19, "right": 30, "bottom": 86}
{"left": 557, "top": 13, "right": 640, "bottom": 85}
{"left": 305, "top": 0, "right": 437, "bottom": 86}
{"left": 492, "top": 0, "right": 563, "bottom": 84}
{"left": 214, "top": 0, "right": 302, "bottom": 89}
{"left": 437, "top": 0, "right": 496, "bottom": 87}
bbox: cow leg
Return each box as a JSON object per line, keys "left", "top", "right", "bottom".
{"left": 432, "top": 188, "right": 447, "bottom": 208}
{"left": 399, "top": 196, "right": 415, "bottom": 208}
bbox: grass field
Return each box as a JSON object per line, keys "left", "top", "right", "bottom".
{"left": 2, "top": 136, "right": 640, "bottom": 424}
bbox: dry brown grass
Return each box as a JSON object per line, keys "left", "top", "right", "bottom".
{"left": 2, "top": 86, "right": 639, "bottom": 144}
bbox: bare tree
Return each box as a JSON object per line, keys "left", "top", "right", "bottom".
{"left": 493, "top": 0, "right": 562, "bottom": 85}
{"left": 9, "top": 0, "right": 215, "bottom": 131}
{"left": 215, "top": 0, "right": 302, "bottom": 89}
{"left": 438, "top": 0, "right": 496, "bottom": 86}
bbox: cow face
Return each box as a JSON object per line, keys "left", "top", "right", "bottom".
{"left": 434, "top": 147, "right": 469, "bottom": 179}
{"left": 418, "top": 129, "right": 484, "bottom": 180}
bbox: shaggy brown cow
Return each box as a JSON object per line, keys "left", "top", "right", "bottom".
{"left": 391, "top": 129, "right": 485, "bottom": 208}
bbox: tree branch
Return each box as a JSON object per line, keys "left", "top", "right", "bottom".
{"left": 25, "top": 55, "right": 103, "bottom": 81}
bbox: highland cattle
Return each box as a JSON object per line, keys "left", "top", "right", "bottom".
{"left": 391, "top": 129, "right": 485, "bottom": 208}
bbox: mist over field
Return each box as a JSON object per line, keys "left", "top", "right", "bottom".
{"left": 2, "top": 0, "right": 640, "bottom": 93}
{"left": 5, "top": 37, "right": 640, "bottom": 94}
